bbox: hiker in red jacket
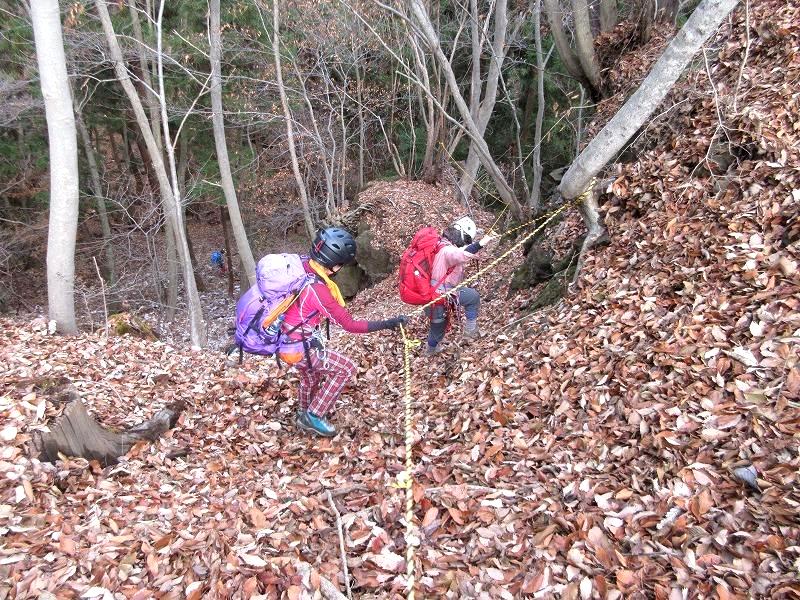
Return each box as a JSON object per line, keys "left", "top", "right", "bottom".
{"left": 425, "top": 217, "right": 495, "bottom": 356}
{"left": 282, "top": 227, "right": 406, "bottom": 437}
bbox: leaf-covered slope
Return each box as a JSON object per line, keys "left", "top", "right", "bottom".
{"left": 2, "top": 1, "right": 799, "bottom": 598}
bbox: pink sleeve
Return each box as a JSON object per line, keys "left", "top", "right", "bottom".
{"left": 305, "top": 284, "right": 370, "bottom": 333}
{"left": 431, "top": 245, "right": 475, "bottom": 282}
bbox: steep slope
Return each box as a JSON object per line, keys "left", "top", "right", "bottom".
{"left": 1, "top": 2, "right": 798, "bottom": 599}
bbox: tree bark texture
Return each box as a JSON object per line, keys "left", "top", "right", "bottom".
{"left": 542, "top": 0, "right": 594, "bottom": 94}
{"left": 31, "top": 0, "right": 79, "bottom": 334}
{"left": 559, "top": 0, "right": 740, "bottom": 200}
{"left": 571, "top": 0, "right": 602, "bottom": 95}
{"left": 599, "top": 0, "right": 618, "bottom": 32}
{"left": 528, "top": 0, "right": 550, "bottom": 212}
{"left": 33, "top": 392, "right": 184, "bottom": 467}
{"left": 209, "top": 0, "right": 256, "bottom": 287}
{"left": 458, "top": 0, "right": 511, "bottom": 201}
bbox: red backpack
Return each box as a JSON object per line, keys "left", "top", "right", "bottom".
{"left": 398, "top": 227, "right": 452, "bottom": 305}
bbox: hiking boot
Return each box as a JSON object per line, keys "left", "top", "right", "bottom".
{"left": 424, "top": 344, "right": 445, "bottom": 356}
{"left": 303, "top": 412, "right": 337, "bottom": 437}
{"left": 462, "top": 327, "right": 482, "bottom": 341}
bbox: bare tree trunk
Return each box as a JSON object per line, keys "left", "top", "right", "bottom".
{"left": 127, "top": 0, "right": 162, "bottom": 150}
{"left": 575, "top": 86, "right": 586, "bottom": 153}
{"left": 528, "top": 0, "right": 551, "bottom": 212}
{"left": 267, "top": 1, "right": 315, "bottom": 238}
{"left": 209, "top": 0, "right": 256, "bottom": 286}
{"left": 220, "top": 205, "right": 234, "bottom": 297}
{"left": 571, "top": 0, "right": 602, "bottom": 95}
{"left": 76, "top": 114, "right": 117, "bottom": 296}
{"left": 31, "top": 0, "right": 79, "bottom": 334}
{"left": 96, "top": 0, "right": 207, "bottom": 346}
{"left": 542, "top": 0, "right": 593, "bottom": 94}
{"left": 355, "top": 62, "right": 365, "bottom": 189}
{"left": 639, "top": 0, "right": 656, "bottom": 43}
{"left": 560, "top": 0, "right": 739, "bottom": 199}
{"left": 292, "top": 59, "right": 337, "bottom": 212}
{"left": 600, "top": 0, "right": 618, "bottom": 32}
{"left": 408, "top": 0, "right": 524, "bottom": 219}
{"left": 165, "top": 219, "right": 178, "bottom": 319}
{"left": 459, "top": 0, "right": 510, "bottom": 200}
{"left": 561, "top": 0, "right": 739, "bottom": 279}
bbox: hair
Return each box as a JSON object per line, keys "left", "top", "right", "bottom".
{"left": 443, "top": 226, "right": 470, "bottom": 247}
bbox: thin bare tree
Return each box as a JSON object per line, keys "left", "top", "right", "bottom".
{"left": 96, "top": 0, "right": 207, "bottom": 346}
{"left": 407, "top": 0, "right": 524, "bottom": 218}
{"left": 542, "top": 0, "right": 595, "bottom": 96}
{"left": 528, "top": 0, "right": 552, "bottom": 211}
{"left": 31, "top": 0, "right": 79, "bottom": 334}
{"left": 458, "top": 0, "right": 514, "bottom": 202}
{"left": 209, "top": 0, "right": 256, "bottom": 287}
{"left": 259, "top": 0, "right": 315, "bottom": 238}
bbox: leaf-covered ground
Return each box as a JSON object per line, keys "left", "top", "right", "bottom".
{"left": 2, "top": 2, "right": 799, "bottom": 598}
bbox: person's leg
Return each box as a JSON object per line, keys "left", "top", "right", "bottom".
{"left": 458, "top": 287, "right": 481, "bottom": 336}
{"left": 297, "top": 362, "right": 318, "bottom": 412}
{"left": 304, "top": 350, "right": 356, "bottom": 435}
{"left": 426, "top": 303, "right": 447, "bottom": 353}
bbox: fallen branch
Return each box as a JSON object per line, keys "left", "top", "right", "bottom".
{"left": 33, "top": 389, "right": 184, "bottom": 467}
{"left": 326, "top": 490, "right": 353, "bottom": 599}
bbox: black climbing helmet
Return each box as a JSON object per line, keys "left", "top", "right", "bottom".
{"left": 310, "top": 227, "right": 357, "bottom": 268}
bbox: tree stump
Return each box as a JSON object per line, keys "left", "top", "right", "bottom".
{"left": 33, "top": 392, "right": 184, "bottom": 466}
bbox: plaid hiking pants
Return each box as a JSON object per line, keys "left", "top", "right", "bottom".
{"left": 296, "top": 349, "right": 356, "bottom": 417}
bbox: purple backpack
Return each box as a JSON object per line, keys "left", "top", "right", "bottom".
{"left": 233, "top": 254, "right": 314, "bottom": 357}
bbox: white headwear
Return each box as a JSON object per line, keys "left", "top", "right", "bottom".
{"left": 452, "top": 216, "right": 477, "bottom": 241}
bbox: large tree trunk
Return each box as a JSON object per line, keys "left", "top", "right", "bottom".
{"left": 560, "top": 0, "right": 739, "bottom": 199}
{"left": 209, "top": 0, "right": 256, "bottom": 287}
{"left": 76, "top": 114, "right": 118, "bottom": 302}
{"left": 96, "top": 0, "right": 207, "bottom": 346}
{"left": 408, "top": 0, "right": 524, "bottom": 219}
{"left": 458, "top": 0, "right": 511, "bottom": 201}
{"left": 542, "top": 0, "right": 594, "bottom": 95}
{"left": 31, "top": 0, "right": 79, "bottom": 334}
{"left": 33, "top": 391, "right": 184, "bottom": 467}
{"left": 571, "top": 0, "right": 602, "bottom": 95}
{"left": 270, "top": 0, "right": 315, "bottom": 239}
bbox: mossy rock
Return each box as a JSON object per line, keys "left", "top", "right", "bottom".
{"left": 108, "top": 313, "right": 159, "bottom": 341}
{"left": 333, "top": 264, "right": 366, "bottom": 299}
{"left": 526, "top": 265, "right": 577, "bottom": 311}
{"left": 355, "top": 229, "right": 395, "bottom": 281}
{"left": 509, "top": 245, "right": 554, "bottom": 292}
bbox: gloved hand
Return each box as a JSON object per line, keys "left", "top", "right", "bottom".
{"left": 479, "top": 233, "right": 497, "bottom": 247}
{"left": 384, "top": 315, "right": 409, "bottom": 329}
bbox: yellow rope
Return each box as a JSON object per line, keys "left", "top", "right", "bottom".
{"left": 392, "top": 324, "right": 420, "bottom": 599}
{"left": 392, "top": 178, "right": 596, "bottom": 600}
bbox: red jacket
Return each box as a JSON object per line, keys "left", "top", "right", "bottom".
{"left": 282, "top": 261, "right": 370, "bottom": 339}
